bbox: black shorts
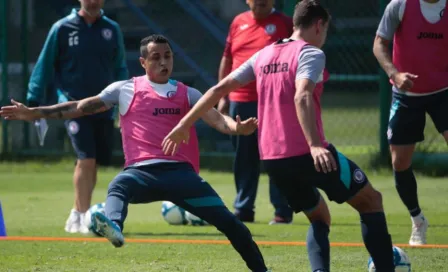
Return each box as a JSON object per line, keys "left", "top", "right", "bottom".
{"left": 388, "top": 89, "right": 448, "bottom": 145}
{"left": 262, "top": 145, "right": 368, "bottom": 213}
{"left": 65, "top": 116, "right": 115, "bottom": 166}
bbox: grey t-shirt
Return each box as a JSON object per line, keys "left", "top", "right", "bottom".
{"left": 230, "top": 40, "right": 326, "bottom": 86}
{"left": 98, "top": 78, "right": 203, "bottom": 115}
{"left": 377, "top": 0, "right": 446, "bottom": 40}
{"left": 376, "top": 0, "right": 447, "bottom": 95}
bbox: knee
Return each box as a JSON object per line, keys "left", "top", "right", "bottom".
{"left": 390, "top": 149, "right": 413, "bottom": 171}
{"left": 107, "top": 178, "right": 128, "bottom": 197}
{"left": 308, "top": 213, "right": 331, "bottom": 228}
{"left": 391, "top": 155, "right": 412, "bottom": 171}
{"left": 356, "top": 189, "right": 384, "bottom": 214}
{"left": 372, "top": 190, "right": 383, "bottom": 210}
{"left": 305, "top": 199, "right": 331, "bottom": 227}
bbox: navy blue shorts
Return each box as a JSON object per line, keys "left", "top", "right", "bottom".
{"left": 109, "top": 162, "right": 225, "bottom": 206}
{"left": 65, "top": 116, "right": 114, "bottom": 165}
{"left": 388, "top": 89, "right": 448, "bottom": 145}
{"left": 262, "top": 145, "right": 368, "bottom": 213}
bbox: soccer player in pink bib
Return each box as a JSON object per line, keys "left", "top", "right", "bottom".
{"left": 0, "top": 35, "right": 269, "bottom": 272}
{"left": 373, "top": 0, "right": 448, "bottom": 246}
{"left": 163, "top": 1, "right": 396, "bottom": 271}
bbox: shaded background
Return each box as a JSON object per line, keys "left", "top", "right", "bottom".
{"left": 0, "top": 0, "right": 446, "bottom": 173}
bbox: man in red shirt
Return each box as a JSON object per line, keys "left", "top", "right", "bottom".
{"left": 217, "top": 0, "right": 294, "bottom": 224}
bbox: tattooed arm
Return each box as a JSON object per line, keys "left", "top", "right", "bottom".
{"left": 1, "top": 81, "right": 127, "bottom": 121}
{"left": 201, "top": 108, "right": 240, "bottom": 135}
{"left": 31, "top": 96, "right": 110, "bottom": 120}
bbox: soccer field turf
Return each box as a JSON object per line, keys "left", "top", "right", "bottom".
{"left": 0, "top": 162, "right": 447, "bottom": 271}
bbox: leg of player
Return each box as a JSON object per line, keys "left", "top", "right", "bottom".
{"left": 73, "top": 159, "right": 97, "bottom": 233}
{"left": 165, "top": 164, "right": 268, "bottom": 272}
{"left": 262, "top": 157, "right": 330, "bottom": 271}
{"left": 303, "top": 196, "right": 331, "bottom": 272}
{"left": 388, "top": 92, "right": 428, "bottom": 245}
{"left": 180, "top": 204, "right": 268, "bottom": 272}
{"left": 90, "top": 172, "right": 133, "bottom": 247}
{"left": 346, "top": 183, "right": 395, "bottom": 271}
{"left": 90, "top": 167, "right": 162, "bottom": 248}
{"left": 390, "top": 144, "right": 428, "bottom": 245}
{"left": 268, "top": 178, "right": 293, "bottom": 225}
{"left": 64, "top": 159, "right": 96, "bottom": 234}
{"left": 230, "top": 101, "right": 260, "bottom": 222}
{"left": 64, "top": 118, "right": 98, "bottom": 234}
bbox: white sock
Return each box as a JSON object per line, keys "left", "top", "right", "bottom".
{"left": 411, "top": 212, "right": 425, "bottom": 225}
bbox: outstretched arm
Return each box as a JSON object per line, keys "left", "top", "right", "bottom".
{"left": 2, "top": 80, "right": 126, "bottom": 121}
{"left": 0, "top": 96, "right": 110, "bottom": 121}
{"left": 161, "top": 54, "right": 257, "bottom": 155}
{"left": 178, "top": 52, "right": 258, "bottom": 129}
{"left": 180, "top": 77, "right": 244, "bottom": 129}
{"left": 160, "top": 77, "right": 246, "bottom": 156}
{"left": 201, "top": 108, "right": 257, "bottom": 136}
{"left": 36, "top": 96, "right": 110, "bottom": 119}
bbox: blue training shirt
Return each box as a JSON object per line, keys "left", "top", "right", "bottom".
{"left": 27, "top": 9, "right": 128, "bottom": 119}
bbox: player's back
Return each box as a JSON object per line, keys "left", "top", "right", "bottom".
{"left": 254, "top": 39, "right": 328, "bottom": 160}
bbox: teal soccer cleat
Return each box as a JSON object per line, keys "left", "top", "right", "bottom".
{"left": 90, "top": 211, "right": 124, "bottom": 248}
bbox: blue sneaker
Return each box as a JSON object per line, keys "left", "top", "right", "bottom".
{"left": 90, "top": 212, "right": 124, "bottom": 248}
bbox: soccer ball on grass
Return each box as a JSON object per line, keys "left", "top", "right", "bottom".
{"left": 368, "top": 246, "right": 411, "bottom": 272}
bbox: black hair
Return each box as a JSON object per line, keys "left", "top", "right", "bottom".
{"left": 293, "top": 0, "right": 331, "bottom": 29}
{"left": 140, "top": 34, "right": 172, "bottom": 58}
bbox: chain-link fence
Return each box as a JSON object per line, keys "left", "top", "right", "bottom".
{"left": 289, "top": 0, "right": 446, "bottom": 162}
{"left": 0, "top": 0, "right": 446, "bottom": 169}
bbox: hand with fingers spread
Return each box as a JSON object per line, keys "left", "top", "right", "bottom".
{"left": 235, "top": 115, "right": 258, "bottom": 136}
{"left": 310, "top": 146, "right": 338, "bottom": 174}
{"left": 0, "top": 99, "right": 38, "bottom": 121}
{"left": 390, "top": 72, "right": 418, "bottom": 91}
{"left": 162, "top": 124, "right": 190, "bottom": 156}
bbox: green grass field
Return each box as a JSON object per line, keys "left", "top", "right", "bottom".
{"left": 0, "top": 161, "right": 447, "bottom": 271}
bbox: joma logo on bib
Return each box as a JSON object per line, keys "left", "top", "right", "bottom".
{"left": 152, "top": 108, "right": 181, "bottom": 116}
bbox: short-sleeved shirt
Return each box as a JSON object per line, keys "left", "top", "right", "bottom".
{"left": 376, "top": 0, "right": 447, "bottom": 94}
{"left": 230, "top": 39, "right": 326, "bottom": 86}
{"left": 98, "top": 78, "right": 202, "bottom": 115}
{"left": 376, "top": 0, "right": 446, "bottom": 41}
{"left": 224, "top": 10, "right": 293, "bottom": 102}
